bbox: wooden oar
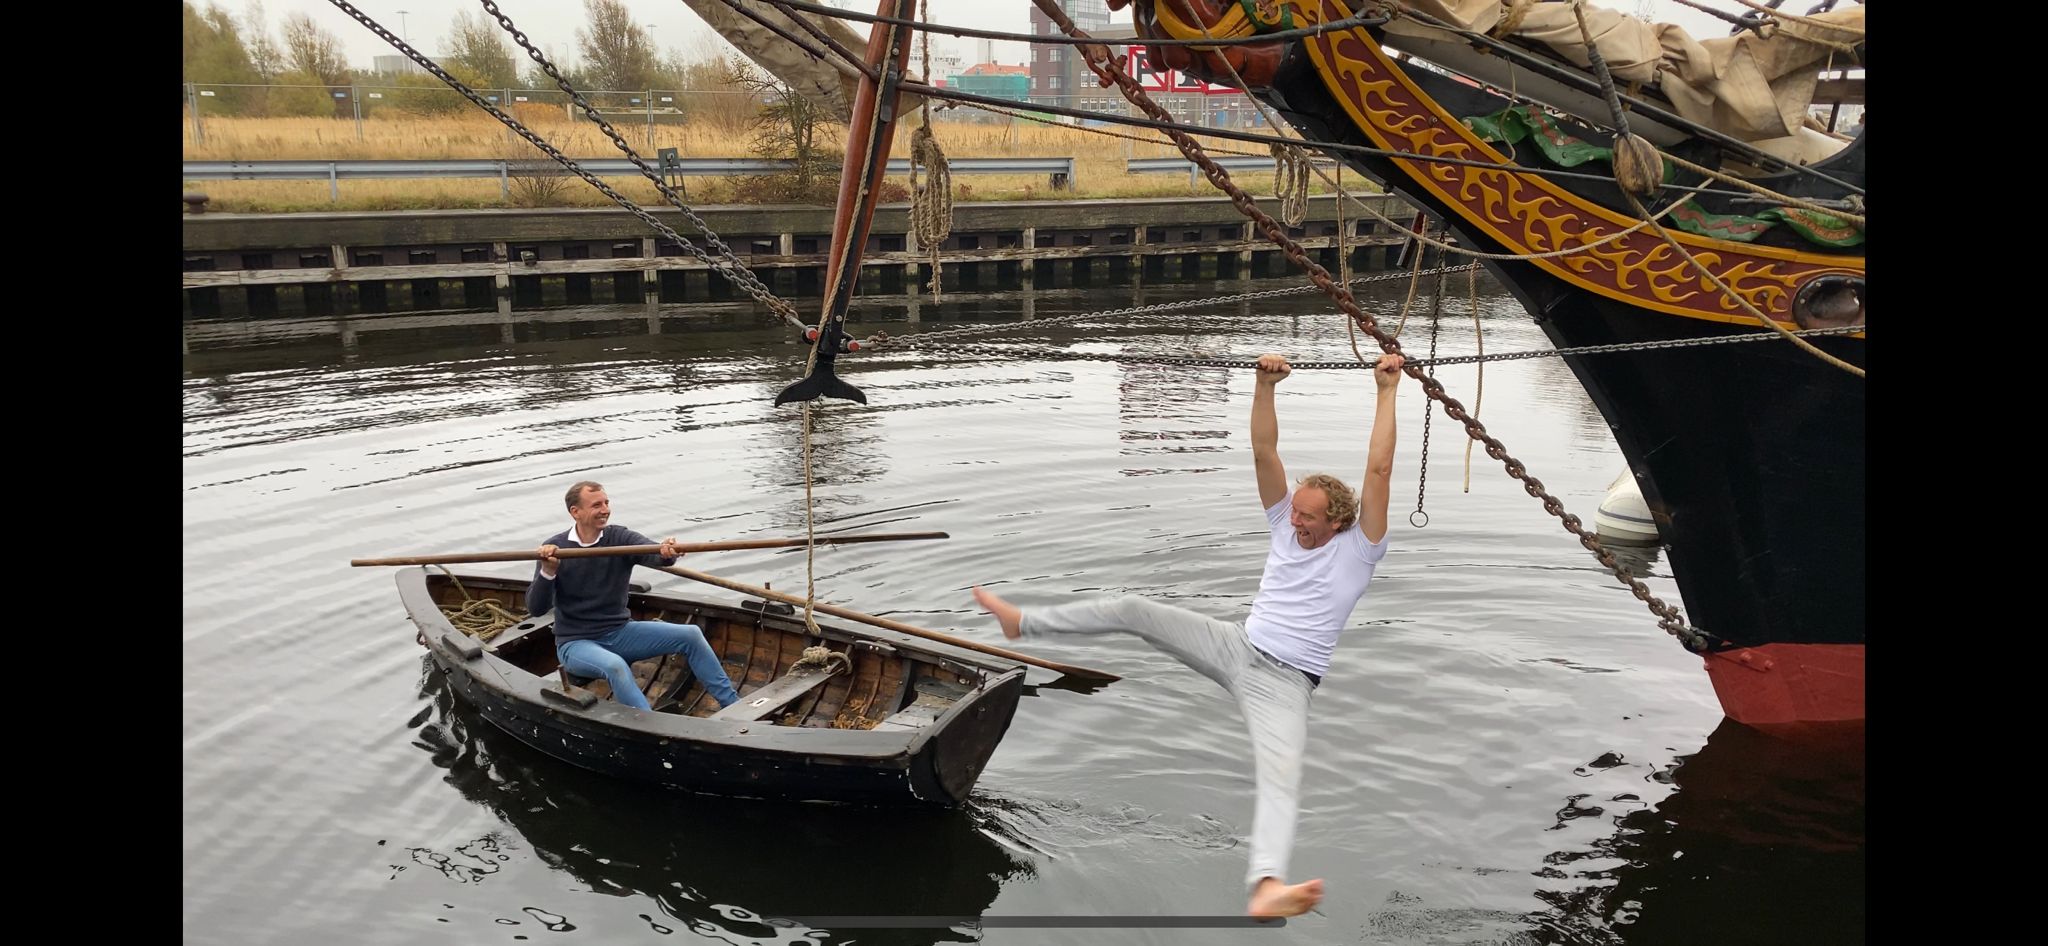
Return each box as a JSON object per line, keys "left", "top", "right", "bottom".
{"left": 656, "top": 564, "right": 1121, "bottom": 684}
{"left": 351, "top": 532, "right": 950, "bottom": 567}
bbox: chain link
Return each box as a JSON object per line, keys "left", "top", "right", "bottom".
{"left": 326, "top": 0, "right": 804, "bottom": 329}
{"left": 1413, "top": 266, "right": 1446, "bottom": 527}
{"left": 895, "top": 324, "right": 1865, "bottom": 370}
{"left": 859, "top": 263, "right": 1482, "bottom": 350}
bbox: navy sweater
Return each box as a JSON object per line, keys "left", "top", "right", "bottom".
{"left": 526, "top": 526, "right": 677, "bottom": 645}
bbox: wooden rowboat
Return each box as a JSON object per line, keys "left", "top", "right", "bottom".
{"left": 398, "top": 566, "right": 1026, "bottom": 807}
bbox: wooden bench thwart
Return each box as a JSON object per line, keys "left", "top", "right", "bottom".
{"left": 872, "top": 679, "right": 972, "bottom": 732}
{"left": 708, "top": 665, "right": 842, "bottom": 722}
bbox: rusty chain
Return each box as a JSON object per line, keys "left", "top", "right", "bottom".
{"left": 891, "top": 324, "right": 1864, "bottom": 370}
{"left": 854, "top": 262, "right": 1480, "bottom": 349}
{"left": 1030, "top": 0, "right": 1715, "bottom": 650}
{"left": 1412, "top": 265, "right": 1446, "bottom": 528}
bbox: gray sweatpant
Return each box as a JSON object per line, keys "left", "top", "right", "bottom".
{"left": 1021, "top": 595, "right": 1316, "bottom": 891}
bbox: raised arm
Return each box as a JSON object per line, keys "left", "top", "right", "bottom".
{"left": 1358, "top": 354, "right": 1405, "bottom": 544}
{"left": 1252, "top": 354, "right": 1291, "bottom": 509}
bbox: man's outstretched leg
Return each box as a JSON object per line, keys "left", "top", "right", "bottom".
{"left": 972, "top": 586, "right": 1245, "bottom": 692}
{"left": 972, "top": 586, "right": 1024, "bottom": 640}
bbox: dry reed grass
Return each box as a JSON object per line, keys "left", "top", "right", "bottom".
{"left": 180, "top": 110, "right": 1371, "bottom": 212}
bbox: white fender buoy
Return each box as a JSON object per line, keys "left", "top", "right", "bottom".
{"left": 1594, "top": 470, "right": 1661, "bottom": 545}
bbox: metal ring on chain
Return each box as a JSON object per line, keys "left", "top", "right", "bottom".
{"left": 1409, "top": 509, "right": 1430, "bottom": 528}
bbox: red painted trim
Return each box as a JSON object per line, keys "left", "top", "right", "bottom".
{"left": 1704, "top": 643, "right": 1863, "bottom": 728}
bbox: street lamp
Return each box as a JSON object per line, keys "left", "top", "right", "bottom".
{"left": 395, "top": 8, "right": 410, "bottom": 43}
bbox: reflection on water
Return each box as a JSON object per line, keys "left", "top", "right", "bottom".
{"left": 1524, "top": 718, "right": 1864, "bottom": 945}
{"left": 412, "top": 660, "right": 1033, "bottom": 946}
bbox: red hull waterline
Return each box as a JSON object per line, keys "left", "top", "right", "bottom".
{"left": 1704, "top": 643, "right": 1864, "bottom": 731}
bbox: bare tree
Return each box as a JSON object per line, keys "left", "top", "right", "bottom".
{"left": 726, "top": 57, "right": 836, "bottom": 192}
{"left": 446, "top": 8, "right": 521, "bottom": 91}
{"left": 576, "top": 0, "right": 657, "bottom": 94}
{"left": 281, "top": 12, "right": 348, "bottom": 85}
{"left": 683, "top": 29, "right": 737, "bottom": 67}
{"left": 243, "top": 2, "right": 283, "bottom": 84}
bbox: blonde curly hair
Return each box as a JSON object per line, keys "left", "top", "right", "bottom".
{"left": 1296, "top": 473, "right": 1358, "bottom": 528}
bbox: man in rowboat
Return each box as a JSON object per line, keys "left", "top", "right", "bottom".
{"left": 973, "top": 352, "right": 1405, "bottom": 919}
{"left": 531, "top": 481, "right": 741, "bottom": 711}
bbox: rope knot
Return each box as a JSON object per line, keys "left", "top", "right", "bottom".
{"left": 1491, "top": 0, "right": 1536, "bottom": 37}
{"left": 1611, "top": 133, "right": 1663, "bottom": 199}
{"left": 793, "top": 644, "right": 852, "bottom": 677}
{"left": 910, "top": 122, "right": 954, "bottom": 302}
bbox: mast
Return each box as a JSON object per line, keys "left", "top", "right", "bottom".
{"left": 776, "top": 0, "right": 920, "bottom": 406}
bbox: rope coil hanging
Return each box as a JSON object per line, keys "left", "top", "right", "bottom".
{"left": 908, "top": 0, "right": 952, "bottom": 303}
{"left": 1271, "top": 142, "right": 1312, "bottom": 227}
{"left": 910, "top": 122, "right": 953, "bottom": 302}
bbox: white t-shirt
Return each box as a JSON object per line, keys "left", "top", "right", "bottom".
{"left": 1244, "top": 490, "right": 1388, "bottom": 677}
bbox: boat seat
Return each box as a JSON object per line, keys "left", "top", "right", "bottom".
{"left": 487, "top": 610, "right": 556, "bottom": 652}
{"left": 872, "top": 679, "right": 971, "bottom": 733}
{"left": 708, "top": 665, "right": 843, "bottom": 722}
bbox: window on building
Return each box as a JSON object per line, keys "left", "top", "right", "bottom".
{"left": 1049, "top": 75, "right": 1061, "bottom": 90}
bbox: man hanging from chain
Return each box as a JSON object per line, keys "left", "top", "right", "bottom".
{"left": 973, "top": 351, "right": 1405, "bottom": 918}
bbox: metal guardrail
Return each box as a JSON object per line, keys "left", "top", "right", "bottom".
{"left": 1126, "top": 154, "right": 1339, "bottom": 186}
{"left": 180, "top": 156, "right": 1078, "bottom": 200}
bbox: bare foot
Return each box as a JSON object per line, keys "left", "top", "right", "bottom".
{"left": 971, "top": 586, "right": 1024, "bottom": 640}
{"left": 1248, "top": 877, "right": 1324, "bottom": 918}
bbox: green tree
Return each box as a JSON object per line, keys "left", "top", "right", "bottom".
{"left": 281, "top": 12, "right": 349, "bottom": 84}
{"left": 265, "top": 70, "right": 339, "bottom": 116}
{"left": 445, "top": 8, "right": 521, "bottom": 92}
{"left": 280, "top": 11, "right": 351, "bottom": 117}
{"left": 522, "top": 49, "right": 589, "bottom": 97}
{"left": 376, "top": 66, "right": 492, "bottom": 117}
{"left": 576, "top": 0, "right": 656, "bottom": 98}
{"left": 182, "top": 2, "right": 261, "bottom": 114}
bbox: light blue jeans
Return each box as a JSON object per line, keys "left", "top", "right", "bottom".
{"left": 557, "top": 621, "right": 739, "bottom": 711}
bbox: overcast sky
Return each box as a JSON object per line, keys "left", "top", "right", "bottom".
{"left": 220, "top": 1, "right": 1743, "bottom": 76}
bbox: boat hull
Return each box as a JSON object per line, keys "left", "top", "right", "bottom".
{"left": 401, "top": 568, "right": 1029, "bottom": 806}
